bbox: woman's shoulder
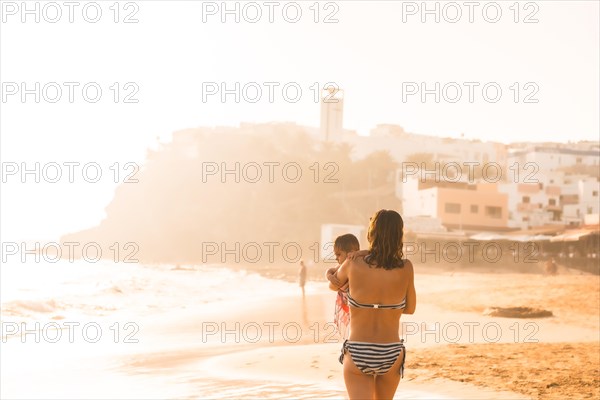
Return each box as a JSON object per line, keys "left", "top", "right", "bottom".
{"left": 402, "top": 259, "right": 414, "bottom": 272}
{"left": 348, "top": 256, "right": 372, "bottom": 272}
{"left": 349, "top": 256, "right": 369, "bottom": 267}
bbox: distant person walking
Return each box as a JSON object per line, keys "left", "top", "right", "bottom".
{"left": 298, "top": 260, "right": 307, "bottom": 297}
{"left": 545, "top": 257, "right": 558, "bottom": 275}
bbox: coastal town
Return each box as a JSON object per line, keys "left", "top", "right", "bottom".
{"left": 169, "top": 88, "right": 600, "bottom": 274}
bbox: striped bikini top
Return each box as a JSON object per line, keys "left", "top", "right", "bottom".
{"left": 346, "top": 292, "right": 406, "bottom": 310}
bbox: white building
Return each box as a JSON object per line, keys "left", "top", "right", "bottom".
{"left": 498, "top": 182, "right": 558, "bottom": 229}
{"left": 398, "top": 176, "right": 437, "bottom": 218}
{"left": 335, "top": 124, "right": 507, "bottom": 166}
{"left": 507, "top": 145, "right": 600, "bottom": 173}
{"left": 562, "top": 177, "right": 600, "bottom": 225}
{"left": 498, "top": 172, "right": 600, "bottom": 229}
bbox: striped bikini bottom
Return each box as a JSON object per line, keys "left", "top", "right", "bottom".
{"left": 339, "top": 339, "right": 406, "bottom": 377}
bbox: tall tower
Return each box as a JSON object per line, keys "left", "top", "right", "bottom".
{"left": 320, "top": 87, "right": 344, "bottom": 142}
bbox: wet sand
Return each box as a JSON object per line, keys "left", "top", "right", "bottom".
{"left": 196, "top": 267, "right": 598, "bottom": 399}
{"left": 2, "top": 266, "right": 598, "bottom": 399}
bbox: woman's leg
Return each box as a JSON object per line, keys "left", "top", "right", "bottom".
{"left": 342, "top": 352, "right": 375, "bottom": 400}
{"left": 373, "top": 348, "right": 405, "bottom": 400}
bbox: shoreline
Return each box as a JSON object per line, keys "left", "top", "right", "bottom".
{"left": 2, "top": 263, "right": 598, "bottom": 399}
{"left": 221, "top": 259, "right": 598, "bottom": 289}
{"left": 115, "top": 278, "right": 599, "bottom": 399}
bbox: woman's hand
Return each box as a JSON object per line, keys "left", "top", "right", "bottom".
{"left": 347, "top": 249, "right": 369, "bottom": 260}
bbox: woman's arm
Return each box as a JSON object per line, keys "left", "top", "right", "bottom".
{"left": 403, "top": 260, "right": 417, "bottom": 315}
{"left": 333, "top": 259, "right": 350, "bottom": 289}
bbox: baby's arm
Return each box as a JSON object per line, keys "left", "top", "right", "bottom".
{"left": 326, "top": 265, "right": 343, "bottom": 291}
{"left": 325, "top": 265, "right": 340, "bottom": 292}
{"left": 334, "top": 260, "right": 350, "bottom": 290}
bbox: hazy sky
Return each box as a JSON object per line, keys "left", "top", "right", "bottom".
{"left": 1, "top": 0, "right": 599, "bottom": 241}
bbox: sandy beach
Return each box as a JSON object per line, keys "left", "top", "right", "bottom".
{"left": 2, "top": 262, "right": 598, "bottom": 399}
{"left": 189, "top": 268, "right": 599, "bottom": 399}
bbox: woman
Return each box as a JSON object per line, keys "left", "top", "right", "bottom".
{"left": 331, "top": 209, "right": 416, "bottom": 400}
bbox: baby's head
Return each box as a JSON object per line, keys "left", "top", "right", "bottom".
{"left": 333, "top": 234, "right": 360, "bottom": 264}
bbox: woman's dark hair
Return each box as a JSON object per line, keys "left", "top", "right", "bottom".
{"left": 365, "top": 209, "right": 404, "bottom": 270}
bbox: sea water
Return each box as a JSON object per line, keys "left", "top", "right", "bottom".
{"left": 1, "top": 259, "right": 299, "bottom": 326}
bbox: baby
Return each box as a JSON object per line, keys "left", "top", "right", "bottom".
{"left": 325, "top": 234, "right": 360, "bottom": 339}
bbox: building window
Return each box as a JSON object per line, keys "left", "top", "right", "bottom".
{"left": 445, "top": 203, "right": 461, "bottom": 214}
{"left": 470, "top": 205, "right": 478, "bottom": 213}
{"left": 593, "top": 191, "right": 598, "bottom": 197}
{"left": 549, "top": 199, "right": 556, "bottom": 206}
{"left": 576, "top": 157, "right": 582, "bottom": 163}
{"left": 522, "top": 196, "right": 530, "bottom": 203}
{"left": 485, "top": 206, "right": 502, "bottom": 219}
{"left": 522, "top": 216, "right": 529, "bottom": 222}
{"left": 588, "top": 207, "right": 593, "bottom": 214}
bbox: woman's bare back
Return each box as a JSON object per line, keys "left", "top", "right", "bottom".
{"left": 346, "top": 257, "right": 415, "bottom": 342}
